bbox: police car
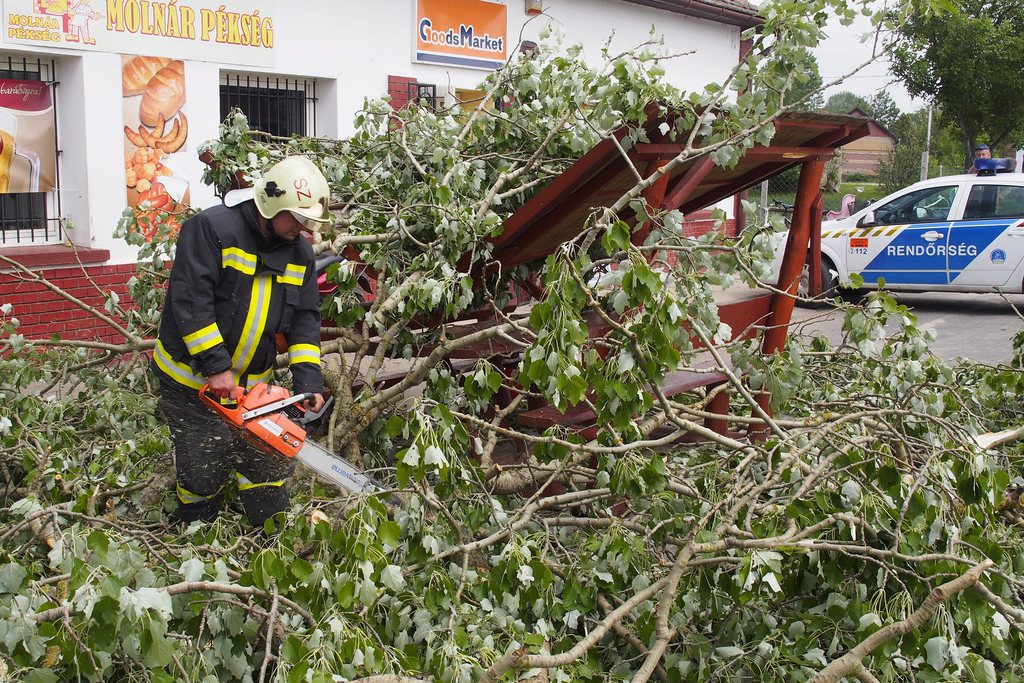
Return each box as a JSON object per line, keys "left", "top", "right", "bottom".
{"left": 791, "top": 158, "right": 1024, "bottom": 301}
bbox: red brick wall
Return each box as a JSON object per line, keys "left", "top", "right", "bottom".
{"left": 388, "top": 75, "right": 418, "bottom": 109}
{"left": 0, "top": 264, "right": 136, "bottom": 342}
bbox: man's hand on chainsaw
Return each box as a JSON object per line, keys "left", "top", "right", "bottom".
{"left": 206, "top": 370, "right": 240, "bottom": 400}
{"left": 302, "top": 392, "right": 326, "bottom": 414}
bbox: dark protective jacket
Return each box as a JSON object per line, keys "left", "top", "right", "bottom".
{"left": 152, "top": 200, "right": 325, "bottom": 395}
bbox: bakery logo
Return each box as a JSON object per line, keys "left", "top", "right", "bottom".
{"left": 6, "top": 1, "right": 276, "bottom": 63}
{"left": 7, "top": 13, "right": 63, "bottom": 42}
{"left": 106, "top": 1, "right": 274, "bottom": 48}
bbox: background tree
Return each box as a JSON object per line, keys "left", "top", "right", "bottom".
{"left": 785, "top": 48, "right": 826, "bottom": 111}
{"left": 867, "top": 89, "right": 900, "bottom": 129}
{"left": 891, "top": 0, "right": 1024, "bottom": 169}
{"left": 824, "top": 89, "right": 870, "bottom": 114}
{"left": 876, "top": 107, "right": 966, "bottom": 192}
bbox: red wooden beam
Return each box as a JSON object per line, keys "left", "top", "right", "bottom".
{"left": 763, "top": 158, "right": 826, "bottom": 354}
{"left": 634, "top": 158, "right": 673, "bottom": 246}
{"left": 661, "top": 156, "right": 715, "bottom": 211}
{"left": 631, "top": 143, "right": 685, "bottom": 159}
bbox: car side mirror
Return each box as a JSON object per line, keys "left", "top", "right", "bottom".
{"left": 857, "top": 211, "right": 876, "bottom": 228}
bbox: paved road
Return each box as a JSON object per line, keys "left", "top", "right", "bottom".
{"left": 788, "top": 292, "right": 1024, "bottom": 365}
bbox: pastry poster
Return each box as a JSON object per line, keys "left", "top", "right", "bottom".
{"left": 122, "top": 55, "right": 189, "bottom": 238}
{"left": 0, "top": 78, "right": 57, "bottom": 193}
{"left": 4, "top": 0, "right": 276, "bottom": 67}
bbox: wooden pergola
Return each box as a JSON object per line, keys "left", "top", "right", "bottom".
{"left": 462, "top": 108, "right": 872, "bottom": 436}
{"left": 488, "top": 108, "right": 871, "bottom": 350}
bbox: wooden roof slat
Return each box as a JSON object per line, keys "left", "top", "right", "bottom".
{"left": 489, "top": 110, "right": 871, "bottom": 269}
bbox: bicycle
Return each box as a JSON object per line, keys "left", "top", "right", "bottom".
{"left": 767, "top": 198, "right": 794, "bottom": 228}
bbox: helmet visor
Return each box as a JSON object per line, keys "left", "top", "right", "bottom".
{"left": 289, "top": 210, "right": 325, "bottom": 232}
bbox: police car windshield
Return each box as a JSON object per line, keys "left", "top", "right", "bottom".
{"left": 874, "top": 186, "right": 957, "bottom": 225}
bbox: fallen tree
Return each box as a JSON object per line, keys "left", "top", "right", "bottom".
{"left": 2, "top": 2, "right": 1024, "bottom": 682}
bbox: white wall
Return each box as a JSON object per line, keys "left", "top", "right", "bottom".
{"left": 267, "top": 0, "right": 740, "bottom": 136}
{"left": 1, "top": 1, "right": 745, "bottom": 264}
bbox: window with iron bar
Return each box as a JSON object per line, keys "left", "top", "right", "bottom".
{"left": 0, "top": 55, "right": 61, "bottom": 246}
{"left": 408, "top": 82, "right": 442, "bottom": 111}
{"left": 220, "top": 73, "right": 317, "bottom": 138}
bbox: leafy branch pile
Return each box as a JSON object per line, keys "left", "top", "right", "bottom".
{"left": 3, "top": 3, "right": 1024, "bottom": 682}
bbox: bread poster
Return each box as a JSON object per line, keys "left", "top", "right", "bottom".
{"left": 121, "top": 54, "right": 189, "bottom": 239}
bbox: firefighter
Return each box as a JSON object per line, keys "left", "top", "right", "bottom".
{"left": 152, "top": 155, "right": 331, "bottom": 527}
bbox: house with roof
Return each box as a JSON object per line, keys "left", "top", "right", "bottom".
{"left": 838, "top": 107, "right": 896, "bottom": 178}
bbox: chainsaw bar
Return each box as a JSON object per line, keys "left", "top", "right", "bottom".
{"left": 294, "top": 439, "right": 380, "bottom": 494}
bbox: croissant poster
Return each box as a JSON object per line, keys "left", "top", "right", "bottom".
{"left": 0, "top": 79, "right": 57, "bottom": 194}
{"left": 4, "top": 0, "right": 276, "bottom": 67}
{"left": 122, "top": 55, "right": 189, "bottom": 239}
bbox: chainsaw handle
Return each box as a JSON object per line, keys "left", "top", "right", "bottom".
{"left": 198, "top": 384, "right": 248, "bottom": 426}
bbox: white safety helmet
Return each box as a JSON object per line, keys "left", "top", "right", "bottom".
{"left": 253, "top": 156, "right": 332, "bottom": 227}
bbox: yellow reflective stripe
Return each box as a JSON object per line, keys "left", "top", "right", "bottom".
{"left": 235, "top": 473, "right": 285, "bottom": 492}
{"left": 154, "top": 340, "right": 204, "bottom": 389}
{"left": 183, "top": 322, "right": 224, "bottom": 355}
{"left": 222, "top": 247, "right": 257, "bottom": 275}
{"left": 886, "top": 226, "right": 900, "bottom": 236}
{"left": 288, "top": 343, "right": 321, "bottom": 366}
{"left": 276, "top": 263, "right": 307, "bottom": 286}
{"left": 231, "top": 275, "right": 272, "bottom": 377}
{"left": 177, "top": 483, "right": 219, "bottom": 504}
{"left": 246, "top": 367, "right": 274, "bottom": 388}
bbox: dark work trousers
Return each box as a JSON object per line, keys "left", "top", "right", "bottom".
{"left": 156, "top": 379, "right": 294, "bottom": 527}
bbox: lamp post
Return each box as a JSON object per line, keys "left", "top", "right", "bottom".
{"left": 920, "top": 106, "right": 933, "bottom": 182}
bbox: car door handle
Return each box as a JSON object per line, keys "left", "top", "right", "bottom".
{"left": 922, "top": 231, "right": 944, "bottom": 241}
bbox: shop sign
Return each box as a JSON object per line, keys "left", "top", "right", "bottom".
{"left": 415, "top": 0, "right": 506, "bottom": 71}
{"left": 3, "top": 0, "right": 276, "bottom": 67}
{"left": 0, "top": 79, "right": 57, "bottom": 194}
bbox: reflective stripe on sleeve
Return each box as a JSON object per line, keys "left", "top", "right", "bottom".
{"left": 182, "top": 322, "right": 225, "bottom": 355}
{"left": 276, "top": 263, "right": 307, "bottom": 286}
{"left": 235, "top": 473, "right": 285, "bottom": 492}
{"left": 222, "top": 247, "right": 257, "bottom": 275}
{"left": 154, "top": 340, "right": 205, "bottom": 389}
{"left": 288, "top": 343, "right": 321, "bottom": 366}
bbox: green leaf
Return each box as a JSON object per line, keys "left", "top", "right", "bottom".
{"left": 0, "top": 562, "right": 27, "bottom": 594}
{"left": 378, "top": 520, "right": 402, "bottom": 547}
{"left": 22, "top": 670, "right": 59, "bottom": 683}
{"left": 140, "top": 626, "right": 176, "bottom": 668}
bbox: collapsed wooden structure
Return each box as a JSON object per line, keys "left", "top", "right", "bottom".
{"left": 426, "top": 109, "right": 871, "bottom": 437}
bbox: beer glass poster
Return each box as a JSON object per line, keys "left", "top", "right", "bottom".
{"left": 0, "top": 79, "right": 57, "bottom": 193}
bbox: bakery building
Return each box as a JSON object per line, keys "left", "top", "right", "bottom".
{"left": 0, "top": 0, "right": 759, "bottom": 341}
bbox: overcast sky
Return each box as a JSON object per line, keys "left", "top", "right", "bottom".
{"left": 812, "top": 9, "right": 924, "bottom": 113}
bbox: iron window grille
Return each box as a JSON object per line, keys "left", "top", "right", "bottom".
{"left": 408, "top": 82, "right": 442, "bottom": 111}
{"left": 0, "top": 55, "right": 61, "bottom": 246}
{"left": 220, "top": 73, "right": 317, "bottom": 138}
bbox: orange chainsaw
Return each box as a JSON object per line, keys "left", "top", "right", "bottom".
{"left": 199, "top": 383, "right": 380, "bottom": 495}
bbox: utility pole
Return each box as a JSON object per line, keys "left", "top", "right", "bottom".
{"left": 920, "top": 107, "right": 933, "bottom": 181}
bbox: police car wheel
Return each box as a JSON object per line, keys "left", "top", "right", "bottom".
{"left": 796, "top": 257, "right": 840, "bottom": 309}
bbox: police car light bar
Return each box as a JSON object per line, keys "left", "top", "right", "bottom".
{"left": 975, "top": 157, "right": 1017, "bottom": 175}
